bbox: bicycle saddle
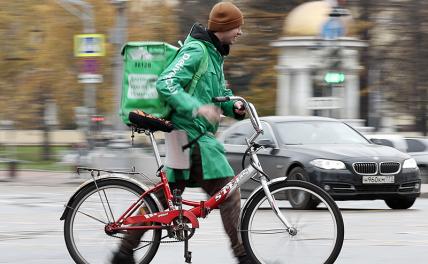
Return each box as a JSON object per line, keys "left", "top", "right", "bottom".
{"left": 129, "top": 110, "right": 174, "bottom": 133}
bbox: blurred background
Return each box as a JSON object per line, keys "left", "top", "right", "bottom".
{"left": 0, "top": 0, "right": 427, "bottom": 174}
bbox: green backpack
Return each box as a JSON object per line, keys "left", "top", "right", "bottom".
{"left": 120, "top": 40, "right": 208, "bottom": 125}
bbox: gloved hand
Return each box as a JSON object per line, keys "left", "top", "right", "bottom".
{"left": 197, "top": 105, "right": 222, "bottom": 124}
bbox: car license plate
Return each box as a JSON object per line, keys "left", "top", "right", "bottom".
{"left": 362, "top": 176, "right": 395, "bottom": 184}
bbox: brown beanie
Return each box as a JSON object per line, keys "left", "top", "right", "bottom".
{"left": 208, "top": 2, "right": 244, "bottom": 32}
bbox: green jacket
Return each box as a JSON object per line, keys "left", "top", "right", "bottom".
{"left": 156, "top": 24, "right": 242, "bottom": 184}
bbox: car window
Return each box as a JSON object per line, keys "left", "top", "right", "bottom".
{"left": 223, "top": 121, "right": 275, "bottom": 146}
{"left": 223, "top": 122, "right": 253, "bottom": 145}
{"left": 406, "top": 139, "right": 427, "bottom": 152}
{"left": 257, "top": 122, "right": 276, "bottom": 144}
{"left": 276, "top": 121, "right": 369, "bottom": 145}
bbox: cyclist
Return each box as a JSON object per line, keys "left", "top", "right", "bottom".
{"left": 112, "top": 1, "right": 251, "bottom": 263}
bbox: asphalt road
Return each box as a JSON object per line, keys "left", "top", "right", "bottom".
{"left": 0, "top": 171, "right": 427, "bottom": 264}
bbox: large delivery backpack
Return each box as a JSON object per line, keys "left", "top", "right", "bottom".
{"left": 120, "top": 41, "right": 208, "bottom": 125}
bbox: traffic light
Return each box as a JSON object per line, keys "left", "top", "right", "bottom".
{"left": 323, "top": 47, "right": 345, "bottom": 84}
{"left": 324, "top": 71, "right": 345, "bottom": 84}
{"left": 91, "top": 115, "right": 105, "bottom": 122}
{"left": 90, "top": 115, "right": 105, "bottom": 132}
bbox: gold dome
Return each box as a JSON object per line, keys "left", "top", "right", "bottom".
{"left": 284, "top": 1, "right": 354, "bottom": 37}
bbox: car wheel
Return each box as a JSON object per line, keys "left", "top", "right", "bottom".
{"left": 287, "top": 167, "right": 320, "bottom": 209}
{"left": 384, "top": 197, "right": 416, "bottom": 209}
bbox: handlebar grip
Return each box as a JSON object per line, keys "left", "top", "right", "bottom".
{"left": 212, "top": 96, "right": 230, "bottom": 103}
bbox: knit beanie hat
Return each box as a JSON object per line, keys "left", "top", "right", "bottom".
{"left": 208, "top": 2, "right": 244, "bottom": 32}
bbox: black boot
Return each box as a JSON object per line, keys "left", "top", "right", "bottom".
{"left": 237, "top": 254, "right": 254, "bottom": 264}
{"left": 111, "top": 250, "right": 136, "bottom": 264}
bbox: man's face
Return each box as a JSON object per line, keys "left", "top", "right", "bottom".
{"left": 218, "top": 26, "right": 242, "bottom": 45}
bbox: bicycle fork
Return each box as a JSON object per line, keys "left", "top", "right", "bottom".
{"left": 248, "top": 149, "right": 296, "bottom": 236}
{"left": 260, "top": 176, "right": 297, "bottom": 236}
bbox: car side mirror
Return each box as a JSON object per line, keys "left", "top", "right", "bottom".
{"left": 369, "top": 138, "right": 394, "bottom": 147}
{"left": 257, "top": 139, "right": 280, "bottom": 154}
{"left": 369, "top": 138, "right": 381, "bottom": 144}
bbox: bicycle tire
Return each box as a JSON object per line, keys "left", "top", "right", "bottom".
{"left": 240, "top": 180, "right": 344, "bottom": 264}
{"left": 64, "top": 179, "right": 162, "bottom": 264}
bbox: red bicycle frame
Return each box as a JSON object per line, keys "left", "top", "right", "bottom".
{"left": 106, "top": 162, "right": 258, "bottom": 234}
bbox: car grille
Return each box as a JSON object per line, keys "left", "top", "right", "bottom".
{"left": 353, "top": 162, "right": 401, "bottom": 175}
{"left": 353, "top": 162, "right": 377, "bottom": 175}
{"left": 380, "top": 162, "right": 400, "bottom": 174}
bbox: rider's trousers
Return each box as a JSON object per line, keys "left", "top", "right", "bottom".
{"left": 119, "top": 143, "right": 246, "bottom": 257}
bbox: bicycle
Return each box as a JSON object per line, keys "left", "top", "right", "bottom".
{"left": 60, "top": 96, "right": 344, "bottom": 264}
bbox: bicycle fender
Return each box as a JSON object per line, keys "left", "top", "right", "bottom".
{"left": 60, "top": 174, "right": 164, "bottom": 220}
{"left": 238, "top": 177, "right": 287, "bottom": 227}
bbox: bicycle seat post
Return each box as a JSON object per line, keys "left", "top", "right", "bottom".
{"left": 148, "top": 131, "right": 163, "bottom": 169}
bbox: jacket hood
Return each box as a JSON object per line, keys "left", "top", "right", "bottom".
{"left": 188, "top": 23, "right": 230, "bottom": 56}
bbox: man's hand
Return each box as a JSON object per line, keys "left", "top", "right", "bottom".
{"left": 233, "top": 101, "right": 246, "bottom": 115}
{"left": 197, "top": 105, "right": 222, "bottom": 124}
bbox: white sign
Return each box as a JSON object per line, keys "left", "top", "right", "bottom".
{"left": 127, "top": 74, "right": 159, "bottom": 99}
{"left": 307, "top": 97, "right": 342, "bottom": 110}
{"left": 362, "top": 176, "right": 394, "bottom": 184}
{"left": 74, "top": 34, "right": 105, "bottom": 57}
{"left": 78, "top": 73, "right": 103, "bottom": 84}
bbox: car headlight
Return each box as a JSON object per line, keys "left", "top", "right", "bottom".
{"left": 403, "top": 158, "right": 418, "bottom": 169}
{"left": 310, "top": 159, "right": 346, "bottom": 170}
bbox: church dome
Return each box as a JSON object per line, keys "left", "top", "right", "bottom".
{"left": 284, "top": 1, "right": 354, "bottom": 37}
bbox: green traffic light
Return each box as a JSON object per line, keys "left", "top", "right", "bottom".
{"left": 324, "top": 72, "right": 345, "bottom": 84}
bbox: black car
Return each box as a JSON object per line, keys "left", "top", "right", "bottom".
{"left": 218, "top": 116, "right": 421, "bottom": 209}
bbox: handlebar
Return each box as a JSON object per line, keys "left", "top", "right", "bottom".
{"left": 212, "top": 96, "right": 264, "bottom": 143}
{"left": 212, "top": 96, "right": 230, "bottom": 103}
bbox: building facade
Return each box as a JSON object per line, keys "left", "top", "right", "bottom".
{"left": 272, "top": 1, "right": 366, "bottom": 121}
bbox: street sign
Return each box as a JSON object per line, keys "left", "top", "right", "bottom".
{"left": 74, "top": 34, "right": 106, "bottom": 57}
{"left": 80, "top": 58, "right": 99, "bottom": 74}
{"left": 78, "top": 73, "right": 103, "bottom": 83}
{"left": 321, "top": 18, "right": 345, "bottom": 40}
{"left": 307, "top": 97, "right": 342, "bottom": 110}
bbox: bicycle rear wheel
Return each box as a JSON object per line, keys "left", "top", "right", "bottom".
{"left": 64, "top": 179, "right": 161, "bottom": 264}
{"left": 241, "top": 180, "right": 344, "bottom": 264}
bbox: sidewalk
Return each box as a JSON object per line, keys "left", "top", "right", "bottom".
{"left": 1, "top": 170, "right": 427, "bottom": 198}
{"left": 0, "top": 170, "right": 84, "bottom": 186}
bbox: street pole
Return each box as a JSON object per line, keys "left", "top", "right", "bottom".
{"left": 56, "top": 0, "right": 98, "bottom": 146}
{"left": 111, "top": 0, "right": 128, "bottom": 131}
{"left": 411, "top": 0, "right": 427, "bottom": 136}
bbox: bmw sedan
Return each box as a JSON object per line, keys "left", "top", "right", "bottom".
{"left": 218, "top": 116, "right": 421, "bottom": 209}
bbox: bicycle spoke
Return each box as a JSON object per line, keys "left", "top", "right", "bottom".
{"left": 135, "top": 241, "right": 155, "bottom": 251}
{"left": 245, "top": 228, "right": 289, "bottom": 234}
{"left": 68, "top": 206, "right": 107, "bottom": 225}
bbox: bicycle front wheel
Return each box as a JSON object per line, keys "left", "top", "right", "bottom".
{"left": 241, "top": 180, "right": 344, "bottom": 264}
{"left": 64, "top": 179, "right": 161, "bottom": 264}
